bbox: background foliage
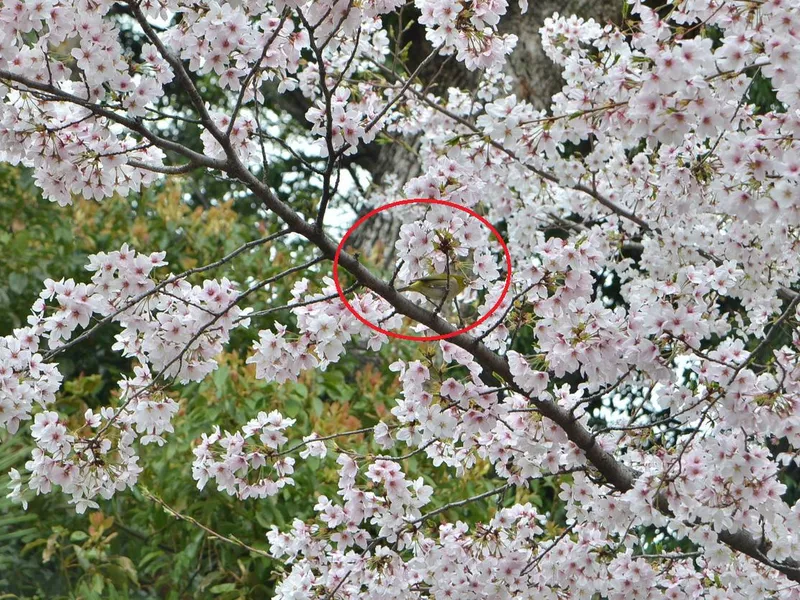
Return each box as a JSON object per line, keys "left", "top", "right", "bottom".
{"left": 0, "top": 165, "right": 537, "bottom": 599}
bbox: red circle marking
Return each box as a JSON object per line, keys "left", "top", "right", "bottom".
{"left": 332, "top": 198, "right": 513, "bottom": 342}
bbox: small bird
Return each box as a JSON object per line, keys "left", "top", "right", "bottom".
{"left": 397, "top": 273, "right": 467, "bottom": 307}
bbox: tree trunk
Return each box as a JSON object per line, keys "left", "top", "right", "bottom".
{"left": 500, "top": 0, "right": 621, "bottom": 112}
{"left": 347, "top": 0, "right": 621, "bottom": 256}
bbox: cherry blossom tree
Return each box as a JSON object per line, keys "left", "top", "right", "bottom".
{"left": 3, "top": 0, "right": 800, "bottom": 597}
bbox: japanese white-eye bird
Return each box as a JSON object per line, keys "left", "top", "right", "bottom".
{"left": 397, "top": 273, "right": 467, "bottom": 306}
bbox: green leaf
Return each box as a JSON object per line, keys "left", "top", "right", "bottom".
{"left": 0, "top": 513, "right": 37, "bottom": 528}
{"left": 69, "top": 530, "right": 89, "bottom": 542}
{"left": 0, "top": 527, "right": 39, "bottom": 542}
{"left": 311, "top": 396, "right": 324, "bottom": 418}
{"left": 210, "top": 583, "right": 237, "bottom": 594}
{"left": 91, "top": 572, "right": 105, "bottom": 594}
{"left": 283, "top": 396, "right": 302, "bottom": 418}
{"left": 114, "top": 556, "right": 139, "bottom": 585}
{"left": 198, "top": 570, "right": 226, "bottom": 591}
{"left": 0, "top": 444, "right": 31, "bottom": 471}
{"left": 21, "top": 537, "right": 48, "bottom": 555}
{"left": 138, "top": 549, "right": 165, "bottom": 570}
{"left": 73, "top": 545, "right": 92, "bottom": 570}
{"left": 213, "top": 366, "right": 230, "bottom": 396}
{"left": 8, "top": 272, "right": 27, "bottom": 294}
{"left": 102, "top": 565, "right": 130, "bottom": 589}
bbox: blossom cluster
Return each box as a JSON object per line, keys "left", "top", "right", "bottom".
{"left": 0, "top": 0, "right": 522, "bottom": 197}
{"left": 247, "top": 277, "right": 401, "bottom": 383}
{"left": 3, "top": 245, "right": 248, "bottom": 511}
{"left": 192, "top": 410, "right": 301, "bottom": 500}
{"left": 0, "top": 326, "right": 62, "bottom": 436}
{"left": 417, "top": 0, "right": 521, "bottom": 71}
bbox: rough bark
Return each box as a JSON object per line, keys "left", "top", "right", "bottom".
{"left": 499, "top": 0, "right": 621, "bottom": 112}
{"left": 357, "top": 0, "right": 622, "bottom": 184}
{"left": 272, "top": 2, "right": 622, "bottom": 188}
{"left": 344, "top": 0, "right": 621, "bottom": 256}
